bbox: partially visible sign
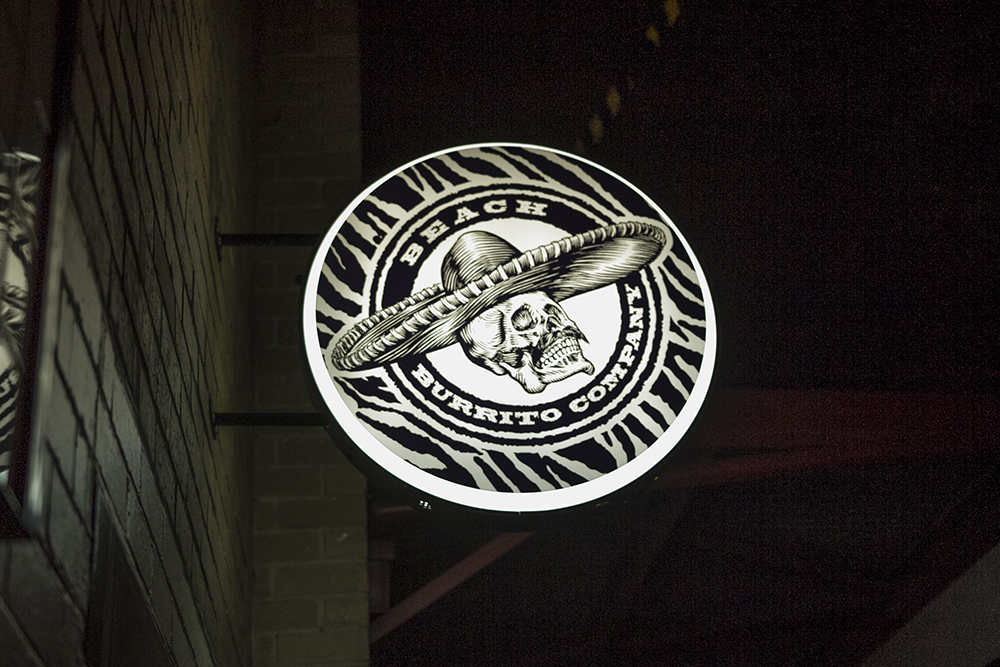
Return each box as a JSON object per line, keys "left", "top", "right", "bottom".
{"left": 303, "top": 144, "right": 716, "bottom": 512}
{"left": 0, "top": 151, "right": 40, "bottom": 488}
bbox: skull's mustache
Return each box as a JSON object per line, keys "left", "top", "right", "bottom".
{"left": 537, "top": 327, "right": 588, "bottom": 357}
{"left": 532, "top": 335, "right": 595, "bottom": 383}
{"left": 492, "top": 327, "right": 588, "bottom": 370}
{"left": 500, "top": 329, "right": 595, "bottom": 393}
{"left": 532, "top": 327, "right": 589, "bottom": 367}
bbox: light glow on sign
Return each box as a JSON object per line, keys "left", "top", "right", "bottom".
{"left": 302, "top": 143, "right": 716, "bottom": 512}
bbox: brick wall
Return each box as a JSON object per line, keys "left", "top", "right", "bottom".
{"left": 250, "top": 0, "right": 369, "bottom": 665}
{"left": 0, "top": 0, "right": 257, "bottom": 665}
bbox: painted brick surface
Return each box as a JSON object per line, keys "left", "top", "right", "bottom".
{"left": 251, "top": 0, "right": 369, "bottom": 665}
{"left": 0, "top": 0, "right": 257, "bottom": 665}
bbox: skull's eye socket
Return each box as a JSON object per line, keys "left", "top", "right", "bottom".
{"left": 510, "top": 304, "right": 536, "bottom": 331}
{"left": 544, "top": 304, "right": 562, "bottom": 318}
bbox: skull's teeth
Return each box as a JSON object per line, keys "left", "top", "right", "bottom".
{"left": 538, "top": 337, "right": 582, "bottom": 369}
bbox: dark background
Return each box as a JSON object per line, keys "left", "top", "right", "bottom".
{"left": 358, "top": 2, "right": 999, "bottom": 665}
{"left": 361, "top": 0, "right": 998, "bottom": 395}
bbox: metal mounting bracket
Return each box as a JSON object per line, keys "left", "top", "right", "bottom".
{"left": 209, "top": 400, "right": 330, "bottom": 438}
{"left": 214, "top": 219, "right": 321, "bottom": 260}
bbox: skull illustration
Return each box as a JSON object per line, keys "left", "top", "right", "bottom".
{"left": 459, "top": 291, "right": 595, "bottom": 393}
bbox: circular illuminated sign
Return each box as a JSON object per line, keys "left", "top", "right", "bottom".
{"left": 303, "top": 144, "right": 716, "bottom": 512}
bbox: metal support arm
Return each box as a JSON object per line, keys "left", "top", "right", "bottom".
{"left": 209, "top": 407, "right": 329, "bottom": 438}
{"left": 214, "top": 224, "right": 321, "bottom": 259}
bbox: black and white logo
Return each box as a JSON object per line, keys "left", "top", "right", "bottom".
{"left": 303, "top": 144, "right": 716, "bottom": 512}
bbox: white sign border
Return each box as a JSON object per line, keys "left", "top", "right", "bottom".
{"left": 302, "top": 143, "right": 717, "bottom": 513}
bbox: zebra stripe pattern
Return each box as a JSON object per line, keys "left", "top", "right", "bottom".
{"left": 308, "top": 145, "right": 714, "bottom": 503}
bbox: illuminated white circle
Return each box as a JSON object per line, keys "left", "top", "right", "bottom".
{"left": 302, "top": 143, "right": 716, "bottom": 513}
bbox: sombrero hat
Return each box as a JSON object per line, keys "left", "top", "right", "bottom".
{"left": 329, "top": 220, "right": 669, "bottom": 371}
